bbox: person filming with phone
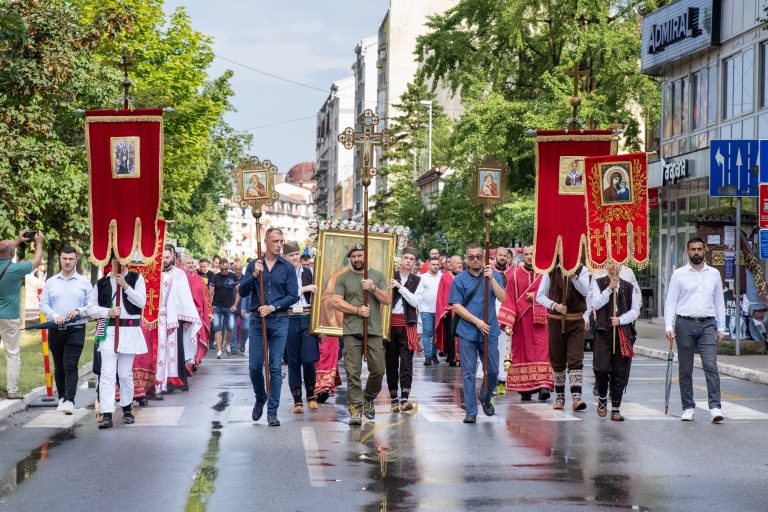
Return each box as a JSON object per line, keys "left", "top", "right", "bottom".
{"left": 0, "top": 230, "right": 44, "bottom": 400}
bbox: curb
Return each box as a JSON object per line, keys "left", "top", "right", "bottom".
{"left": 0, "top": 362, "right": 94, "bottom": 423}
{"left": 634, "top": 344, "right": 768, "bottom": 385}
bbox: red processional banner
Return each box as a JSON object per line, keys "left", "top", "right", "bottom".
{"left": 533, "top": 130, "right": 613, "bottom": 275}
{"left": 104, "top": 219, "right": 165, "bottom": 398}
{"left": 86, "top": 109, "right": 163, "bottom": 266}
{"left": 583, "top": 153, "right": 649, "bottom": 270}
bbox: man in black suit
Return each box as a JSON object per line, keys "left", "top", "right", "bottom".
{"left": 283, "top": 241, "right": 320, "bottom": 413}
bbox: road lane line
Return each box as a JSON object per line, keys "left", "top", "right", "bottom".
{"left": 302, "top": 426, "right": 326, "bottom": 487}
{"left": 695, "top": 400, "right": 768, "bottom": 420}
{"left": 24, "top": 409, "right": 88, "bottom": 428}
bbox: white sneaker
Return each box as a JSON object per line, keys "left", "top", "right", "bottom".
{"left": 710, "top": 408, "right": 724, "bottom": 423}
{"left": 216, "top": 351, "right": 222, "bottom": 359}
{"left": 61, "top": 401, "right": 75, "bottom": 415}
{"left": 680, "top": 408, "right": 695, "bottom": 421}
{"left": 56, "top": 398, "right": 65, "bottom": 412}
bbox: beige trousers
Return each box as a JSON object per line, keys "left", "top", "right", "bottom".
{"left": 0, "top": 319, "right": 22, "bottom": 394}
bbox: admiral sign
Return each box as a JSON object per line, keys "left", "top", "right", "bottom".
{"left": 641, "top": 0, "right": 721, "bottom": 75}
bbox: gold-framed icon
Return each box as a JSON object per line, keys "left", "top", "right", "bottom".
{"left": 231, "top": 156, "right": 279, "bottom": 209}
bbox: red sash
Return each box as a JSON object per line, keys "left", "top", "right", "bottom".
{"left": 391, "top": 313, "right": 421, "bottom": 352}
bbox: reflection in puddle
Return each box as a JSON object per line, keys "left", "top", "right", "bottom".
{"left": 183, "top": 392, "right": 231, "bottom": 511}
{"left": 0, "top": 428, "right": 76, "bottom": 498}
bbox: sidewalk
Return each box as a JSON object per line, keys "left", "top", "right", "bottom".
{"left": 0, "top": 362, "right": 93, "bottom": 423}
{"left": 635, "top": 319, "right": 768, "bottom": 385}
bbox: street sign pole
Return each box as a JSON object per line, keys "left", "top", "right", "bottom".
{"left": 735, "top": 197, "right": 741, "bottom": 356}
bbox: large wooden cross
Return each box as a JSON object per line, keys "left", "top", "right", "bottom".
{"left": 338, "top": 109, "right": 394, "bottom": 185}
{"left": 565, "top": 62, "right": 588, "bottom": 130}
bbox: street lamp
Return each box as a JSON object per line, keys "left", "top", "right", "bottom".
{"left": 420, "top": 100, "right": 433, "bottom": 173}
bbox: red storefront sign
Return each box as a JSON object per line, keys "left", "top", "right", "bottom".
{"left": 760, "top": 184, "right": 768, "bottom": 228}
{"left": 648, "top": 188, "right": 659, "bottom": 209}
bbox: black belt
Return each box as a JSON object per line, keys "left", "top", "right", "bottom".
{"left": 107, "top": 318, "right": 142, "bottom": 327}
{"left": 52, "top": 324, "right": 85, "bottom": 331}
{"left": 677, "top": 315, "right": 714, "bottom": 323}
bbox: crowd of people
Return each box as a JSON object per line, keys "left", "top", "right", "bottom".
{"left": 0, "top": 230, "right": 726, "bottom": 428}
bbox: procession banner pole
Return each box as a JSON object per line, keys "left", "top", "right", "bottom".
{"left": 338, "top": 109, "right": 396, "bottom": 362}
{"left": 230, "top": 157, "right": 279, "bottom": 395}
{"left": 482, "top": 207, "right": 491, "bottom": 394}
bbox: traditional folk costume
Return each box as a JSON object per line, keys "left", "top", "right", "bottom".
{"left": 88, "top": 270, "right": 147, "bottom": 428}
{"left": 184, "top": 268, "right": 211, "bottom": 367}
{"left": 434, "top": 270, "right": 459, "bottom": 365}
{"left": 536, "top": 265, "right": 590, "bottom": 411}
{"left": 387, "top": 252, "right": 423, "bottom": 412}
{"left": 156, "top": 266, "right": 201, "bottom": 394}
{"left": 285, "top": 241, "right": 321, "bottom": 413}
{"left": 591, "top": 274, "right": 640, "bottom": 421}
{"left": 499, "top": 264, "right": 553, "bottom": 399}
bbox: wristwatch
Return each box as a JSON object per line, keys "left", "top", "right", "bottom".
{"left": 269, "top": 305, "right": 276, "bottom": 313}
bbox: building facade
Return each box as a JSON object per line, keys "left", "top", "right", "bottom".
{"left": 642, "top": 0, "right": 768, "bottom": 317}
{"left": 313, "top": 77, "right": 355, "bottom": 218}
{"left": 351, "top": 36, "right": 379, "bottom": 219}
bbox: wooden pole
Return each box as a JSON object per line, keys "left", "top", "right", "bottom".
{"left": 482, "top": 207, "right": 491, "bottom": 394}
{"left": 612, "top": 283, "right": 618, "bottom": 354}
{"left": 254, "top": 210, "right": 270, "bottom": 394}
{"left": 362, "top": 183, "right": 370, "bottom": 362}
{"left": 114, "top": 260, "right": 121, "bottom": 352}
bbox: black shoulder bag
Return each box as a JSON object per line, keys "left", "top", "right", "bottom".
{"left": 450, "top": 275, "right": 484, "bottom": 338}
{"left": 0, "top": 261, "right": 12, "bottom": 283}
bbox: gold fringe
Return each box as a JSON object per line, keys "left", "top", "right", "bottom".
{"left": 85, "top": 116, "right": 163, "bottom": 124}
{"left": 536, "top": 135, "right": 613, "bottom": 143}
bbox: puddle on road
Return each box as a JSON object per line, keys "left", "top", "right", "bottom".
{"left": 184, "top": 392, "right": 231, "bottom": 512}
{"left": 0, "top": 428, "right": 76, "bottom": 498}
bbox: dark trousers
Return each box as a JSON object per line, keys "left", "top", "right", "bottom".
{"left": 286, "top": 315, "right": 319, "bottom": 402}
{"left": 547, "top": 318, "right": 585, "bottom": 372}
{"left": 385, "top": 326, "right": 414, "bottom": 400}
{"left": 594, "top": 330, "right": 632, "bottom": 408}
{"left": 174, "top": 327, "right": 188, "bottom": 391}
{"left": 48, "top": 326, "right": 85, "bottom": 402}
{"left": 444, "top": 316, "right": 457, "bottom": 363}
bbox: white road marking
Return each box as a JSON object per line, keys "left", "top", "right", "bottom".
{"left": 24, "top": 409, "right": 89, "bottom": 428}
{"left": 615, "top": 402, "right": 675, "bottom": 420}
{"left": 695, "top": 400, "right": 768, "bottom": 420}
{"left": 228, "top": 406, "right": 255, "bottom": 423}
{"left": 302, "top": 426, "right": 326, "bottom": 487}
{"left": 509, "top": 403, "right": 582, "bottom": 421}
{"left": 127, "top": 406, "right": 185, "bottom": 426}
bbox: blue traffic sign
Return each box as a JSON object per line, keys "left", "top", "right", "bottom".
{"left": 760, "top": 230, "right": 768, "bottom": 260}
{"left": 709, "top": 140, "right": 760, "bottom": 197}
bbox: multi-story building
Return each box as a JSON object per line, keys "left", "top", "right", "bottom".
{"left": 642, "top": 0, "right": 767, "bottom": 317}
{"left": 313, "top": 77, "right": 355, "bottom": 218}
{"left": 351, "top": 36, "right": 379, "bottom": 219}
{"left": 365, "top": 0, "right": 462, "bottom": 214}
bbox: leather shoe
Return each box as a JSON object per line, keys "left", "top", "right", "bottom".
{"left": 252, "top": 400, "right": 265, "bottom": 422}
{"left": 424, "top": 358, "right": 432, "bottom": 366}
{"left": 5, "top": 392, "right": 23, "bottom": 400}
{"left": 463, "top": 414, "right": 477, "bottom": 423}
{"left": 538, "top": 389, "right": 551, "bottom": 401}
{"left": 122, "top": 405, "right": 135, "bottom": 424}
{"left": 316, "top": 390, "right": 330, "bottom": 404}
{"left": 307, "top": 399, "right": 319, "bottom": 411}
{"left": 267, "top": 413, "right": 280, "bottom": 426}
{"left": 482, "top": 401, "right": 495, "bottom": 417}
{"left": 98, "top": 413, "right": 113, "bottom": 429}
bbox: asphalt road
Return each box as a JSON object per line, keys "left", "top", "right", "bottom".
{"left": 1, "top": 348, "right": 767, "bottom": 512}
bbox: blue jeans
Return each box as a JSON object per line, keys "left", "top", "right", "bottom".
{"left": 238, "top": 312, "right": 250, "bottom": 351}
{"left": 420, "top": 312, "right": 436, "bottom": 358}
{"left": 459, "top": 336, "right": 499, "bottom": 416}
{"left": 249, "top": 314, "right": 289, "bottom": 414}
{"left": 212, "top": 306, "right": 236, "bottom": 335}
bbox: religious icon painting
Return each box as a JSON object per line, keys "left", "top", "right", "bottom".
{"left": 557, "top": 156, "right": 585, "bottom": 195}
{"left": 600, "top": 162, "right": 632, "bottom": 205}
{"left": 243, "top": 170, "right": 268, "bottom": 200}
{"left": 478, "top": 169, "right": 501, "bottom": 199}
{"left": 110, "top": 137, "right": 140, "bottom": 178}
{"left": 231, "top": 156, "right": 279, "bottom": 209}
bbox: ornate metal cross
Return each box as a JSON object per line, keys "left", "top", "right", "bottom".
{"left": 565, "top": 62, "right": 588, "bottom": 130}
{"left": 338, "top": 109, "right": 394, "bottom": 186}
{"left": 145, "top": 288, "right": 158, "bottom": 316}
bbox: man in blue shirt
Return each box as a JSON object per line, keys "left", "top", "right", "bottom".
{"left": 448, "top": 243, "right": 506, "bottom": 423}
{"left": 239, "top": 228, "right": 298, "bottom": 426}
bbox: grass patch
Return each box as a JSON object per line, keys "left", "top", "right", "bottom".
{"left": 0, "top": 329, "right": 95, "bottom": 395}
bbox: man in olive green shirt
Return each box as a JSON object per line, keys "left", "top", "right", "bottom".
{"left": 332, "top": 244, "right": 391, "bottom": 426}
{"left": 0, "top": 231, "right": 44, "bottom": 399}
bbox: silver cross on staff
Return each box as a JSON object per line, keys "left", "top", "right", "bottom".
{"left": 338, "top": 109, "right": 394, "bottom": 185}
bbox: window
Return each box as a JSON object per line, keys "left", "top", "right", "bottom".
{"left": 724, "top": 49, "right": 754, "bottom": 119}
{"left": 662, "top": 84, "right": 672, "bottom": 138}
{"left": 692, "top": 67, "right": 716, "bottom": 130}
{"left": 762, "top": 42, "right": 768, "bottom": 107}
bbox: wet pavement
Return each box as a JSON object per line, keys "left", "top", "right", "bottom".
{"left": 1, "top": 349, "right": 767, "bottom": 512}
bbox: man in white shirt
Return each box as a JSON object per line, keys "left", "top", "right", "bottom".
{"left": 536, "top": 263, "right": 590, "bottom": 411}
{"left": 39, "top": 246, "right": 92, "bottom": 414}
{"left": 418, "top": 257, "right": 442, "bottom": 366}
{"left": 387, "top": 247, "right": 424, "bottom": 412}
{"left": 664, "top": 237, "right": 726, "bottom": 423}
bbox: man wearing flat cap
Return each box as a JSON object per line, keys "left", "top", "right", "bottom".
{"left": 331, "top": 243, "right": 391, "bottom": 426}
{"left": 386, "top": 247, "right": 423, "bottom": 413}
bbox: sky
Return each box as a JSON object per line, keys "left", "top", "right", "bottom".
{"left": 162, "top": 0, "right": 389, "bottom": 173}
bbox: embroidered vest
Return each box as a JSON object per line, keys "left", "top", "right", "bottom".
{"left": 97, "top": 271, "right": 141, "bottom": 315}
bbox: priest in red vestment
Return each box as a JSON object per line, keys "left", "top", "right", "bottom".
{"left": 182, "top": 256, "right": 211, "bottom": 368}
{"left": 434, "top": 255, "right": 463, "bottom": 366}
{"left": 498, "top": 244, "right": 553, "bottom": 400}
